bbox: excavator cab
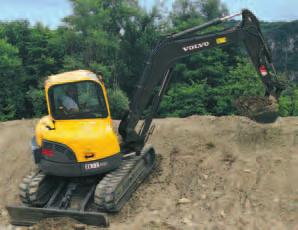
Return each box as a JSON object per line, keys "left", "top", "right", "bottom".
{"left": 34, "top": 70, "right": 122, "bottom": 177}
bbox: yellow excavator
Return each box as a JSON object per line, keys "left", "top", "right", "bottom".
{"left": 7, "top": 9, "right": 284, "bottom": 227}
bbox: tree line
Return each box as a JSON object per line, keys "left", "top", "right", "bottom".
{"left": 0, "top": 0, "right": 297, "bottom": 121}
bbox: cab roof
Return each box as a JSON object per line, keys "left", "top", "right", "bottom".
{"left": 45, "top": 70, "right": 101, "bottom": 88}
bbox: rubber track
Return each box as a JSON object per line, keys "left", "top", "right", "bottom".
{"left": 94, "top": 147, "right": 156, "bottom": 212}
{"left": 19, "top": 171, "right": 46, "bottom": 206}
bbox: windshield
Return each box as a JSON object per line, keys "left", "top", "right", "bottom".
{"left": 49, "top": 81, "right": 108, "bottom": 120}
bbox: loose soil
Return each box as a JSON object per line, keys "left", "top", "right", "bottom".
{"left": 0, "top": 116, "right": 297, "bottom": 230}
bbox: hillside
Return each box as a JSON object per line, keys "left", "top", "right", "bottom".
{"left": 0, "top": 116, "right": 297, "bottom": 229}
{"left": 264, "top": 20, "right": 298, "bottom": 82}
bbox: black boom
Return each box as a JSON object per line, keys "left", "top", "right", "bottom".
{"left": 119, "top": 9, "right": 282, "bottom": 153}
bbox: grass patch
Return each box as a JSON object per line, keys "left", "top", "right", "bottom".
{"left": 206, "top": 142, "right": 215, "bottom": 149}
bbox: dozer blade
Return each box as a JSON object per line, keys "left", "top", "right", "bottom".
{"left": 6, "top": 206, "right": 109, "bottom": 227}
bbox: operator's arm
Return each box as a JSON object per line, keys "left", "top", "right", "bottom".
{"left": 61, "top": 96, "right": 79, "bottom": 112}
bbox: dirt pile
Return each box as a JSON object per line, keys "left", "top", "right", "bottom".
{"left": 30, "top": 218, "right": 83, "bottom": 230}
{"left": 0, "top": 116, "right": 297, "bottom": 229}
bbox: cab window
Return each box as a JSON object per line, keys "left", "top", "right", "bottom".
{"left": 49, "top": 81, "right": 108, "bottom": 120}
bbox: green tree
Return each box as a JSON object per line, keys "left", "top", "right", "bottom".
{"left": 211, "top": 57, "right": 264, "bottom": 115}
{"left": 278, "top": 86, "right": 298, "bottom": 116}
{"left": 26, "top": 87, "right": 46, "bottom": 117}
{"left": 63, "top": 0, "right": 161, "bottom": 95}
{"left": 116, "top": 7, "right": 161, "bottom": 96}
{"left": 201, "top": 0, "right": 228, "bottom": 20}
{"left": 107, "top": 88, "right": 129, "bottom": 119}
{"left": 160, "top": 82, "right": 208, "bottom": 117}
{"left": 0, "top": 39, "right": 24, "bottom": 120}
{"left": 160, "top": 1, "right": 235, "bottom": 116}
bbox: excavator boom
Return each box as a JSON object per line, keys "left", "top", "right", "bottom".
{"left": 119, "top": 9, "right": 282, "bottom": 153}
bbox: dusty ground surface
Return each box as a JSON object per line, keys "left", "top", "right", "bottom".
{"left": 0, "top": 116, "right": 297, "bottom": 230}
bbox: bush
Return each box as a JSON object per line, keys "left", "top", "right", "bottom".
{"left": 107, "top": 88, "right": 129, "bottom": 119}
{"left": 26, "top": 87, "right": 47, "bottom": 117}
{"left": 278, "top": 87, "right": 298, "bottom": 116}
{"left": 159, "top": 82, "right": 208, "bottom": 117}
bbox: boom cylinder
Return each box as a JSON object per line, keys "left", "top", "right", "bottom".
{"left": 169, "top": 12, "right": 241, "bottom": 39}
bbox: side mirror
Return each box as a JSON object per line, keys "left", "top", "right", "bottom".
{"left": 46, "top": 125, "right": 54, "bottom": 130}
{"left": 43, "top": 119, "right": 56, "bottom": 130}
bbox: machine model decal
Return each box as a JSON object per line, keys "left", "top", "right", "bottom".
{"left": 182, "top": 41, "right": 210, "bottom": 52}
{"left": 85, "top": 161, "right": 108, "bottom": 170}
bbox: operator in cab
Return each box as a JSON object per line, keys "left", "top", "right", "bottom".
{"left": 60, "top": 85, "right": 79, "bottom": 113}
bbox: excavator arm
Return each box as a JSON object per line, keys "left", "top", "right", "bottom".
{"left": 119, "top": 9, "right": 283, "bottom": 153}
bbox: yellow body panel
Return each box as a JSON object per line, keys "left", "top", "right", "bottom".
{"left": 36, "top": 70, "right": 120, "bottom": 163}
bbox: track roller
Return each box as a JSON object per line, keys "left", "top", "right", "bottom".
{"left": 94, "top": 146, "right": 156, "bottom": 212}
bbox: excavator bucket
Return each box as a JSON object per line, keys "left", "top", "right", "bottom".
{"left": 6, "top": 206, "right": 109, "bottom": 227}
{"left": 235, "top": 96, "right": 279, "bottom": 123}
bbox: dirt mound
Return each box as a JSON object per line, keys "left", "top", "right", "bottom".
{"left": 31, "top": 218, "right": 82, "bottom": 230}
{"left": 0, "top": 116, "right": 298, "bottom": 229}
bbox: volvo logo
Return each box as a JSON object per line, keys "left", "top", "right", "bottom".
{"left": 182, "top": 41, "right": 210, "bottom": 52}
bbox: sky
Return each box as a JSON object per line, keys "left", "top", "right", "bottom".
{"left": 0, "top": 0, "right": 72, "bottom": 28}
{"left": 0, "top": 0, "right": 298, "bottom": 28}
